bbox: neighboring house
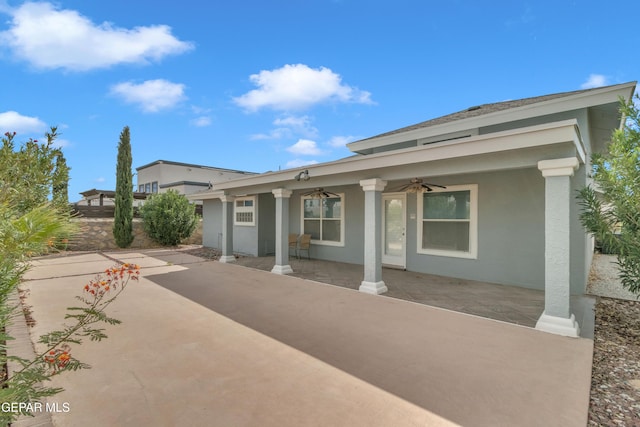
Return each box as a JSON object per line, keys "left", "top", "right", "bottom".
{"left": 136, "top": 160, "right": 256, "bottom": 197}
{"left": 190, "top": 81, "right": 637, "bottom": 337}
{"left": 76, "top": 188, "right": 147, "bottom": 207}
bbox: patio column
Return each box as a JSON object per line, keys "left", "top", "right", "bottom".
{"left": 219, "top": 195, "right": 235, "bottom": 263}
{"left": 359, "top": 178, "right": 388, "bottom": 295}
{"left": 536, "top": 157, "right": 580, "bottom": 337}
{"left": 271, "top": 188, "right": 293, "bottom": 275}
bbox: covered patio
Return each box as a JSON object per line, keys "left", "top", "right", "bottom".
{"left": 232, "top": 254, "right": 596, "bottom": 338}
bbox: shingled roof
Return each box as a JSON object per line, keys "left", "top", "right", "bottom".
{"left": 359, "top": 83, "right": 629, "bottom": 142}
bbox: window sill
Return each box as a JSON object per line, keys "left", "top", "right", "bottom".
{"left": 417, "top": 248, "right": 477, "bottom": 259}
{"left": 311, "top": 240, "right": 344, "bottom": 247}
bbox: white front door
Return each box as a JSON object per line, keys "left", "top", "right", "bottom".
{"left": 382, "top": 193, "right": 406, "bottom": 268}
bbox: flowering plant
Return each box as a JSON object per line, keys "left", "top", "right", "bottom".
{"left": 0, "top": 263, "right": 140, "bottom": 423}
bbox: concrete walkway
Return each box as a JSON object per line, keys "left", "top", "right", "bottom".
{"left": 18, "top": 249, "right": 593, "bottom": 426}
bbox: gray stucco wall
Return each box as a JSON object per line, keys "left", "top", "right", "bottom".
{"left": 403, "top": 168, "right": 546, "bottom": 290}
{"left": 289, "top": 185, "right": 365, "bottom": 264}
{"left": 257, "top": 193, "right": 276, "bottom": 256}
{"left": 203, "top": 195, "right": 275, "bottom": 257}
{"left": 203, "top": 199, "right": 222, "bottom": 249}
{"left": 284, "top": 167, "right": 588, "bottom": 293}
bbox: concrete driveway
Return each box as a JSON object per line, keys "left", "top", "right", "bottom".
{"left": 16, "top": 249, "right": 593, "bottom": 426}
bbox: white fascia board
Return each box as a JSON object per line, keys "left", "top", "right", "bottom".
{"left": 214, "top": 120, "right": 583, "bottom": 194}
{"left": 348, "top": 82, "right": 636, "bottom": 153}
{"left": 186, "top": 190, "right": 225, "bottom": 201}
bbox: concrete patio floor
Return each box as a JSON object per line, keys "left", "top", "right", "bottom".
{"left": 15, "top": 249, "right": 594, "bottom": 426}
{"left": 233, "top": 255, "right": 596, "bottom": 338}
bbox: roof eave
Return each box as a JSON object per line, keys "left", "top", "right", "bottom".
{"left": 347, "top": 81, "right": 636, "bottom": 154}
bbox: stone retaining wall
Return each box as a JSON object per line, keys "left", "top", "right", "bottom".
{"left": 67, "top": 218, "right": 203, "bottom": 251}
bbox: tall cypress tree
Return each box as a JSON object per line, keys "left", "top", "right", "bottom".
{"left": 113, "top": 126, "right": 134, "bottom": 248}
{"left": 52, "top": 150, "right": 70, "bottom": 212}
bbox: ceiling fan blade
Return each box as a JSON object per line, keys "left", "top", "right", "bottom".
{"left": 425, "top": 183, "right": 446, "bottom": 189}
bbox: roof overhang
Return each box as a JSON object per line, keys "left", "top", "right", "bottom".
{"left": 189, "top": 120, "right": 585, "bottom": 200}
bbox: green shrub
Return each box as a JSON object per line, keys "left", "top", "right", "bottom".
{"left": 140, "top": 190, "right": 198, "bottom": 246}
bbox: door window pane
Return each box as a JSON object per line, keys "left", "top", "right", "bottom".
{"left": 384, "top": 199, "right": 403, "bottom": 256}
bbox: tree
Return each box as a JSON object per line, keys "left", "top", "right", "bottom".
{"left": 0, "top": 129, "right": 62, "bottom": 215}
{"left": 578, "top": 96, "right": 640, "bottom": 294}
{"left": 140, "top": 190, "right": 198, "bottom": 246}
{"left": 113, "top": 126, "right": 134, "bottom": 248}
{"left": 52, "top": 149, "right": 70, "bottom": 212}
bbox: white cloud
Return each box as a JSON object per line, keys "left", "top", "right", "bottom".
{"left": 274, "top": 115, "right": 318, "bottom": 138}
{"left": 233, "top": 64, "right": 373, "bottom": 111}
{"left": 250, "top": 115, "right": 319, "bottom": 140}
{"left": 286, "top": 139, "right": 323, "bottom": 156}
{"left": 0, "top": 2, "right": 193, "bottom": 71}
{"left": 110, "top": 79, "right": 186, "bottom": 112}
{"left": 0, "top": 111, "right": 46, "bottom": 134}
{"left": 286, "top": 159, "right": 318, "bottom": 168}
{"left": 190, "top": 116, "right": 212, "bottom": 127}
{"left": 327, "top": 135, "right": 359, "bottom": 148}
{"left": 95, "top": 177, "right": 105, "bottom": 183}
{"left": 581, "top": 74, "right": 609, "bottom": 89}
{"left": 250, "top": 128, "right": 292, "bottom": 140}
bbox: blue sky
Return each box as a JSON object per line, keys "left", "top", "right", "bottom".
{"left": 0, "top": 1, "right": 637, "bottom": 202}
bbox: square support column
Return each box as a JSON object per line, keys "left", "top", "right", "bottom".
{"left": 219, "top": 195, "right": 235, "bottom": 263}
{"left": 271, "top": 188, "right": 293, "bottom": 275}
{"left": 536, "top": 157, "right": 580, "bottom": 337}
{"left": 359, "top": 179, "right": 388, "bottom": 294}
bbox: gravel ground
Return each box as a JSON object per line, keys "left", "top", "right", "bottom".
{"left": 178, "top": 247, "right": 639, "bottom": 425}
{"left": 588, "top": 254, "right": 640, "bottom": 426}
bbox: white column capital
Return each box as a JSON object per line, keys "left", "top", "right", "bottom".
{"left": 219, "top": 194, "right": 235, "bottom": 203}
{"left": 538, "top": 157, "right": 579, "bottom": 178}
{"left": 359, "top": 178, "right": 387, "bottom": 192}
{"left": 272, "top": 188, "right": 293, "bottom": 199}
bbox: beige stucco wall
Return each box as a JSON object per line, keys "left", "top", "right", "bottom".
{"left": 67, "top": 218, "right": 203, "bottom": 251}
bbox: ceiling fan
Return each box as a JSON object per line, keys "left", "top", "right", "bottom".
{"left": 395, "top": 178, "right": 446, "bottom": 193}
{"left": 302, "top": 188, "right": 340, "bottom": 198}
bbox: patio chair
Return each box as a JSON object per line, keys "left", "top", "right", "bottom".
{"left": 298, "top": 234, "right": 312, "bottom": 260}
{"left": 288, "top": 234, "right": 299, "bottom": 258}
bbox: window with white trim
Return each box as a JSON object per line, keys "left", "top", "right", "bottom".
{"left": 302, "top": 194, "right": 344, "bottom": 246}
{"left": 417, "top": 184, "right": 477, "bottom": 258}
{"left": 151, "top": 181, "right": 158, "bottom": 193}
{"left": 234, "top": 196, "right": 255, "bottom": 226}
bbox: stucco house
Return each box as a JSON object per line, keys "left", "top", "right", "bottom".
{"left": 189, "top": 81, "right": 636, "bottom": 337}
{"left": 136, "top": 160, "right": 256, "bottom": 196}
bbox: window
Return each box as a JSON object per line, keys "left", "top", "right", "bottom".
{"left": 302, "top": 194, "right": 344, "bottom": 246}
{"left": 144, "top": 183, "right": 151, "bottom": 193}
{"left": 417, "top": 184, "right": 477, "bottom": 258}
{"left": 138, "top": 185, "right": 144, "bottom": 192}
{"left": 234, "top": 196, "right": 255, "bottom": 226}
{"left": 151, "top": 181, "right": 158, "bottom": 193}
